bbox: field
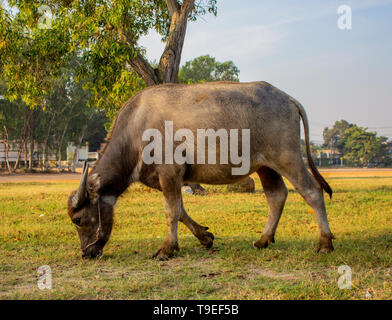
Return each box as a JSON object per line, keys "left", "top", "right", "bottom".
{"left": 0, "top": 169, "right": 391, "bottom": 299}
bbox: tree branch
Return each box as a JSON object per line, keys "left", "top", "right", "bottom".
{"left": 121, "top": 28, "right": 160, "bottom": 86}
{"left": 128, "top": 53, "right": 159, "bottom": 86}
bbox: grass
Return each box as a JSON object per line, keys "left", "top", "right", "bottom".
{"left": 0, "top": 171, "right": 392, "bottom": 299}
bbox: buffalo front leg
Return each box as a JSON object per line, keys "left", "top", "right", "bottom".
{"left": 180, "top": 199, "right": 214, "bottom": 249}
{"left": 254, "top": 167, "right": 288, "bottom": 249}
{"left": 151, "top": 170, "right": 183, "bottom": 260}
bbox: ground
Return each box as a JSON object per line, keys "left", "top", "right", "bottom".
{"left": 0, "top": 169, "right": 391, "bottom": 299}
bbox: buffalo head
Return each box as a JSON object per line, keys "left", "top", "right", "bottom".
{"left": 67, "top": 162, "right": 114, "bottom": 258}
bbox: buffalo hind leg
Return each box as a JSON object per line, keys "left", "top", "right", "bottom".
{"left": 281, "top": 160, "right": 334, "bottom": 253}
{"left": 151, "top": 170, "right": 183, "bottom": 260}
{"left": 254, "top": 167, "right": 288, "bottom": 249}
{"left": 180, "top": 199, "right": 214, "bottom": 249}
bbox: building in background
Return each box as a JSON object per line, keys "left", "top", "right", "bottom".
{"left": 66, "top": 142, "right": 99, "bottom": 169}
{"left": 317, "top": 149, "right": 344, "bottom": 167}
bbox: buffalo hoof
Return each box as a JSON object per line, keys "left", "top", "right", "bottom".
{"left": 197, "top": 227, "right": 214, "bottom": 249}
{"left": 151, "top": 242, "right": 179, "bottom": 260}
{"left": 316, "top": 234, "right": 335, "bottom": 254}
{"left": 253, "top": 234, "right": 275, "bottom": 249}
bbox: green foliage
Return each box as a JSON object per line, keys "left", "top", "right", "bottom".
{"left": 0, "top": 1, "right": 218, "bottom": 113}
{"left": 179, "top": 54, "right": 240, "bottom": 83}
{"left": 323, "top": 120, "right": 352, "bottom": 153}
{"left": 323, "top": 120, "right": 391, "bottom": 167}
{"left": 0, "top": 82, "right": 30, "bottom": 144}
{"left": 0, "top": 1, "right": 71, "bottom": 107}
{"left": 343, "top": 125, "right": 390, "bottom": 167}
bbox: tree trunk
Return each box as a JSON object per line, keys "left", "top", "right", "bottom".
{"left": 42, "top": 112, "right": 55, "bottom": 171}
{"left": 55, "top": 104, "right": 78, "bottom": 172}
{"left": 56, "top": 125, "right": 68, "bottom": 172}
{"left": 56, "top": 148, "right": 61, "bottom": 172}
{"left": 29, "top": 139, "right": 34, "bottom": 171}
{"left": 56, "top": 114, "right": 73, "bottom": 172}
{"left": 42, "top": 145, "right": 47, "bottom": 171}
{"left": 4, "top": 142, "right": 11, "bottom": 174}
{"left": 23, "top": 140, "right": 28, "bottom": 170}
{"left": 26, "top": 109, "right": 35, "bottom": 171}
{"left": 21, "top": 110, "right": 29, "bottom": 170}
{"left": 28, "top": 141, "right": 32, "bottom": 170}
{"left": 158, "top": 0, "right": 195, "bottom": 83}
{"left": 71, "top": 148, "right": 79, "bottom": 173}
{"left": 13, "top": 146, "right": 22, "bottom": 171}
{"left": 2, "top": 126, "right": 12, "bottom": 174}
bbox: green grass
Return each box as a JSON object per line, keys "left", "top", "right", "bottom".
{"left": 0, "top": 176, "right": 392, "bottom": 299}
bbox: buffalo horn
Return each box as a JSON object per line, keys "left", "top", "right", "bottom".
{"left": 71, "top": 162, "right": 89, "bottom": 208}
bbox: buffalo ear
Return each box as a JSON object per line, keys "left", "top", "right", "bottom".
{"left": 71, "top": 162, "right": 89, "bottom": 209}
{"left": 87, "top": 173, "right": 101, "bottom": 204}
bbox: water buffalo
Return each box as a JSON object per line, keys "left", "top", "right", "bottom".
{"left": 67, "top": 81, "right": 334, "bottom": 259}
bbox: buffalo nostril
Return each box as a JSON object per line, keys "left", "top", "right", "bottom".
{"left": 72, "top": 217, "right": 81, "bottom": 225}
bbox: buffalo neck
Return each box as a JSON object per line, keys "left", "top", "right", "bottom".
{"left": 91, "top": 135, "right": 136, "bottom": 198}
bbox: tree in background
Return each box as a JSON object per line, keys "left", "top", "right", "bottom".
{"left": 322, "top": 120, "right": 391, "bottom": 167}
{"left": 343, "top": 125, "right": 390, "bottom": 167}
{"left": 323, "top": 120, "right": 352, "bottom": 153}
{"left": 179, "top": 55, "right": 240, "bottom": 83}
{"left": 39, "top": 57, "right": 107, "bottom": 171}
{"left": 0, "top": 82, "right": 32, "bottom": 172}
{"left": 0, "top": 57, "right": 107, "bottom": 172}
{"left": 0, "top": 0, "right": 217, "bottom": 118}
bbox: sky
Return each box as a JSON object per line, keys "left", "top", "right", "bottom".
{"left": 140, "top": 0, "right": 392, "bottom": 144}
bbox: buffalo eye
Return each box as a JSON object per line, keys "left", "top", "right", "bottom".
{"left": 72, "top": 217, "right": 81, "bottom": 226}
